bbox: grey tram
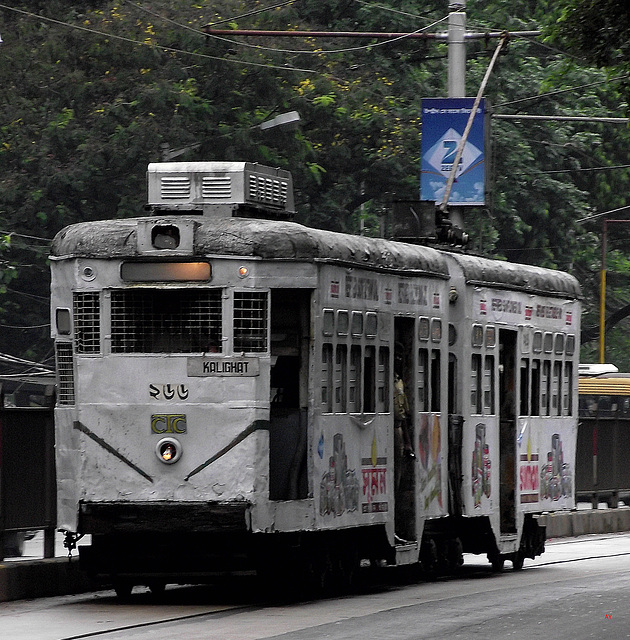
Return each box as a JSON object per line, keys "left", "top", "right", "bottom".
{"left": 50, "top": 162, "right": 581, "bottom": 595}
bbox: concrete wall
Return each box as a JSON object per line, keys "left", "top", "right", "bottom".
{"left": 538, "top": 506, "right": 630, "bottom": 539}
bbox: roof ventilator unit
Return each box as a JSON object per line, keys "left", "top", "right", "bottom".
{"left": 146, "top": 162, "right": 295, "bottom": 220}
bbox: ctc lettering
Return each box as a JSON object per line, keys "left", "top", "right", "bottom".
{"left": 151, "top": 414, "right": 187, "bottom": 435}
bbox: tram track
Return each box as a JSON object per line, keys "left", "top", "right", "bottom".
{"left": 57, "top": 602, "right": 255, "bottom": 640}
{"left": 53, "top": 537, "right": 630, "bottom": 640}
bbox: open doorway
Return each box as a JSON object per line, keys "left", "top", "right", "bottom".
{"left": 499, "top": 329, "right": 517, "bottom": 534}
{"left": 268, "top": 289, "right": 310, "bottom": 501}
{"left": 393, "top": 317, "right": 416, "bottom": 542}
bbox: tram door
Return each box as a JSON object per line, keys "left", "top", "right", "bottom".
{"left": 268, "top": 289, "right": 311, "bottom": 501}
{"left": 499, "top": 329, "right": 517, "bottom": 534}
{"left": 394, "top": 318, "right": 416, "bottom": 542}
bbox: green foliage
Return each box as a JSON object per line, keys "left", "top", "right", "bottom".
{"left": 0, "top": 1, "right": 630, "bottom": 369}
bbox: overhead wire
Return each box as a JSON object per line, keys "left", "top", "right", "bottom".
{"left": 518, "top": 164, "right": 630, "bottom": 176}
{"left": 353, "top": 0, "right": 437, "bottom": 21}
{"left": 0, "top": 352, "right": 54, "bottom": 373}
{"left": 0, "top": 3, "right": 318, "bottom": 74}
{"left": 204, "top": 0, "right": 300, "bottom": 27}
{"left": 123, "top": 0, "right": 449, "bottom": 56}
{"left": 0, "top": 322, "right": 50, "bottom": 329}
{"left": 0, "top": 229, "right": 51, "bottom": 243}
{"left": 495, "top": 74, "right": 630, "bottom": 109}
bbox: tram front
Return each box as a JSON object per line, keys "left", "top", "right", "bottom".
{"left": 50, "top": 163, "right": 305, "bottom": 588}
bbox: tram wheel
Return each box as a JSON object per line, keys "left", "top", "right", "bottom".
{"left": 335, "top": 546, "right": 359, "bottom": 591}
{"left": 148, "top": 580, "right": 166, "bottom": 596}
{"left": 511, "top": 552, "right": 525, "bottom": 571}
{"left": 303, "top": 547, "right": 334, "bottom": 596}
{"left": 113, "top": 581, "right": 133, "bottom": 601}
{"left": 489, "top": 554, "right": 505, "bottom": 572}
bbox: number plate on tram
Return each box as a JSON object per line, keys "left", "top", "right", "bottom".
{"left": 187, "top": 357, "right": 260, "bottom": 377}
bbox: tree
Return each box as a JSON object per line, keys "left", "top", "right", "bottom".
{"left": 2, "top": 0, "right": 630, "bottom": 369}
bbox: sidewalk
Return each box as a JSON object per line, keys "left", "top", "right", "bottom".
{"left": 0, "top": 532, "right": 94, "bottom": 602}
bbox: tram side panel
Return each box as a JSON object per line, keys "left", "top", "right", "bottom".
{"left": 460, "top": 282, "right": 580, "bottom": 550}
{"left": 312, "top": 264, "right": 450, "bottom": 547}
{"left": 440, "top": 251, "right": 580, "bottom": 562}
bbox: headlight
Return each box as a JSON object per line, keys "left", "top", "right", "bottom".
{"left": 155, "top": 437, "right": 182, "bottom": 464}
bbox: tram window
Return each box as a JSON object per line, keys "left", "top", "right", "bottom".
{"left": 56, "top": 342, "right": 75, "bottom": 406}
{"left": 418, "top": 317, "right": 430, "bottom": 341}
{"left": 351, "top": 311, "right": 364, "bottom": 336}
{"left": 377, "top": 346, "right": 390, "bottom": 412}
{"left": 120, "top": 261, "right": 210, "bottom": 282}
{"left": 349, "top": 345, "right": 362, "bottom": 413}
{"left": 530, "top": 360, "right": 541, "bottom": 415}
{"left": 521, "top": 329, "right": 531, "bottom": 354}
{"left": 418, "top": 348, "right": 428, "bottom": 411}
{"left": 471, "top": 354, "right": 482, "bottom": 414}
{"left": 337, "top": 310, "right": 349, "bottom": 336}
{"left": 484, "top": 355, "right": 495, "bottom": 414}
{"left": 363, "top": 346, "right": 376, "bottom": 413}
{"left": 334, "top": 345, "right": 347, "bottom": 412}
{"left": 321, "top": 343, "right": 333, "bottom": 413}
{"left": 552, "top": 361, "right": 562, "bottom": 415}
{"left": 56, "top": 308, "right": 71, "bottom": 335}
{"left": 563, "top": 361, "right": 573, "bottom": 415}
{"left": 234, "top": 291, "right": 268, "bottom": 353}
{"left": 541, "top": 360, "right": 551, "bottom": 415}
{"left": 448, "top": 323, "right": 457, "bottom": 346}
{"left": 485, "top": 326, "right": 496, "bottom": 348}
{"left": 471, "top": 324, "right": 483, "bottom": 347}
{"left": 431, "top": 319, "right": 442, "bottom": 343}
{"left": 566, "top": 334, "right": 575, "bottom": 356}
{"left": 554, "top": 334, "right": 565, "bottom": 355}
{"left": 110, "top": 289, "right": 222, "bottom": 354}
{"left": 449, "top": 353, "right": 458, "bottom": 415}
{"left": 74, "top": 292, "right": 101, "bottom": 354}
{"left": 520, "top": 359, "right": 530, "bottom": 416}
{"left": 366, "top": 312, "right": 378, "bottom": 337}
{"left": 598, "top": 396, "right": 613, "bottom": 414}
{"left": 430, "top": 350, "right": 441, "bottom": 411}
{"left": 543, "top": 332, "right": 553, "bottom": 354}
{"left": 533, "top": 331, "right": 543, "bottom": 353}
{"left": 322, "top": 309, "right": 334, "bottom": 336}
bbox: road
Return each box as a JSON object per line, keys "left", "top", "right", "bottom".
{"left": 1, "top": 533, "right": 629, "bottom": 640}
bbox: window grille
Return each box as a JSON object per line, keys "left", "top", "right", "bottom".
{"left": 233, "top": 291, "right": 268, "bottom": 352}
{"left": 56, "top": 342, "right": 75, "bottom": 405}
{"left": 111, "top": 289, "right": 222, "bottom": 353}
{"left": 74, "top": 292, "right": 101, "bottom": 354}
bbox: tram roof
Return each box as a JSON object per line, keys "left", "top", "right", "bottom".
{"left": 446, "top": 252, "right": 582, "bottom": 299}
{"left": 51, "top": 217, "right": 581, "bottom": 297}
{"left": 51, "top": 217, "right": 450, "bottom": 277}
{"left": 579, "top": 374, "right": 630, "bottom": 396}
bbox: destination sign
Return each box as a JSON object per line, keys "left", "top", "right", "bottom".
{"left": 187, "top": 357, "right": 260, "bottom": 377}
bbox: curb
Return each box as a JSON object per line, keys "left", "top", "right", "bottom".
{"left": 0, "top": 557, "right": 95, "bottom": 602}
{"left": 539, "top": 506, "right": 630, "bottom": 539}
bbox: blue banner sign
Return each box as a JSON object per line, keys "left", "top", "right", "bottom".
{"left": 420, "top": 97, "right": 486, "bottom": 205}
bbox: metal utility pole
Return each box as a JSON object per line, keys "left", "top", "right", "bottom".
{"left": 203, "top": 0, "right": 538, "bottom": 232}
{"left": 448, "top": 1, "right": 467, "bottom": 98}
